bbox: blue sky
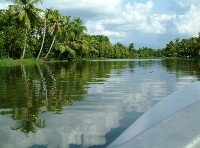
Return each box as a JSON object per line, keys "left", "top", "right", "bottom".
{"left": 0, "top": 0, "right": 200, "bottom": 49}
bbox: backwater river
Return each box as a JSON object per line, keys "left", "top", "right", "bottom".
{"left": 0, "top": 59, "right": 199, "bottom": 148}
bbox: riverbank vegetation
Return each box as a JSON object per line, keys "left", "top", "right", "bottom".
{"left": 0, "top": 0, "right": 200, "bottom": 61}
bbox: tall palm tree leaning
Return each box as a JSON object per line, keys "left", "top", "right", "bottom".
{"left": 37, "top": 9, "right": 53, "bottom": 59}
{"left": 10, "top": 0, "right": 42, "bottom": 59}
{"left": 44, "top": 10, "right": 62, "bottom": 59}
{"left": 37, "top": 11, "right": 46, "bottom": 59}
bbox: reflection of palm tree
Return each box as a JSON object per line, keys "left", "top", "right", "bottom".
{"left": 11, "top": 108, "right": 45, "bottom": 134}
{"left": 43, "top": 64, "right": 85, "bottom": 114}
{"left": 36, "top": 64, "right": 48, "bottom": 100}
{"left": 44, "top": 64, "right": 63, "bottom": 114}
{"left": 44, "top": 64, "right": 56, "bottom": 86}
{"left": 21, "top": 65, "right": 31, "bottom": 105}
{"left": 48, "top": 98, "right": 73, "bottom": 114}
{"left": 10, "top": 65, "right": 46, "bottom": 134}
{"left": 37, "top": 64, "right": 67, "bottom": 114}
{"left": 1, "top": 61, "right": 125, "bottom": 136}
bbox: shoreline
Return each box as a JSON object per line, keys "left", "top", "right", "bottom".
{"left": 0, "top": 57, "right": 199, "bottom": 67}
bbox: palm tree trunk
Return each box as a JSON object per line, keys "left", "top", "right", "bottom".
{"left": 37, "top": 16, "right": 46, "bottom": 59}
{"left": 21, "top": 30, "right": 28, "bottom": 59}
{"left": 45, "top": 35, "right": 56, "bottom": 59}
{"left": 21, "top": 38, "right": 27, "bottom": 59}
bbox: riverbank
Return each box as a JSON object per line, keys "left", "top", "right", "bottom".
{"left": 0, "top": 57, "right": 199, "bottom": 67}
{"left": 0, "top": 58, "right": 56, "bottom": 67}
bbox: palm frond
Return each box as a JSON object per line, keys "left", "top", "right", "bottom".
{"left": 66, "top": 45, "right": 76, "bottom": 58}
{"left": 19, "top": 10, "right": 26, "bottom": 21}
{"left": 24, "top": 13, "right": 31, "bottom": 30}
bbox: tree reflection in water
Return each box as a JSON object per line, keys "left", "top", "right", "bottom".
{"left": 0, "top": 60, "right": 130, "bottom": 134}
{"left": 11, "top": 107, "right": 45, "bottom": 134}
{"left": 0, "top": 59, "right": 199, "bottom": 146}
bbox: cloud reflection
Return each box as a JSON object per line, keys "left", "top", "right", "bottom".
{"left": 0, "top": 99, "right": 123, "bottom": 148}
{"left": 0, "top": 60, "right": 199, "bottom": 147}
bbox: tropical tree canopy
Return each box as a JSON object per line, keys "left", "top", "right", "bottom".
{"left": 0, "top": 1, "right": 199, "bottom": 60}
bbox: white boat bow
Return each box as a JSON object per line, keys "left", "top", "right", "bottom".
{"left": 109, "top": 81, "right": 200, "bottom": 148}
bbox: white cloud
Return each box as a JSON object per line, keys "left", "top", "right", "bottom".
{"left": 128, "top": 0, "right": 153, "bottom": 15}
{"left": 176, "top": 4, "right": 200, "bottom": 36}
{"left": 40, "top": 0, "right": 121, "bottom": 15}
{"left": 122, "top": 2, "right": 176, "bottom": 34}
{"left": 175, "top": 0, "right": 200, "bottom": 8}
{"left": 86, "top": 20, "right": 126, "bottom": 38}
{"left": 86, "top": 0, "right": 176, "bottom": 37}
{"left": 148, "top": 14, "right": 177, "bottom": 34}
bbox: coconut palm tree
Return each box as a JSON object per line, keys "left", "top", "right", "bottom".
{"left": 44, "top": 10, "right": 62, "bottom": 59}
{"left": 37, "top": 9, "right": 53, "bottom": 59}
{"left": 37, "top": 11, "right": 46, "bottom": 59}
{"left": 9, "top": 0, "right": 42, "bottom": 59}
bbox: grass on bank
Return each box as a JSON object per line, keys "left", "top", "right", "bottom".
{"left": 0, "top": 58, "right": 58, "bottom": 67}
{"left": 0, "top": 58, "right": 72, "bottom": 67}
{"left": 0, "top": 57, "right": 199, "bottom": 67}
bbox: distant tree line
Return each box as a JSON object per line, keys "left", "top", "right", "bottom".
{"left": 0, "top": 0, "right": 199, "bottom": 60}
{"left": 162, "top": 36, "right": 200, "bottom": 58}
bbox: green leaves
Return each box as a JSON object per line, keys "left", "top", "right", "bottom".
{"left": 1, "top": 0, "right": 199, "bottom": 60}
{"left": 8, "top": 0, "right": 43, "bottom": 59}
{"left": 163, "top": 37, "right": 200, "bottom": 58}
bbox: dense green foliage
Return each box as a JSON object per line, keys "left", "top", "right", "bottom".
{"left": 0, "top": 0, "right": 200, "bottom": 60}
{"left": 135, "top": 36, "right": 200, "bottom": 58}
{"left": 0, "top": 0, "right": 136, "bottom": 60}
{"left": 162, "top": 37, "right": 200, "bottom": 58}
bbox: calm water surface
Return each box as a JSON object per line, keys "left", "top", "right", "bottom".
{"left": 0, "top": 59, "right": 200, "bottom": 148}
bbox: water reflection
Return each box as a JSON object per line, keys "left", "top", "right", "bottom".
{"left": 0, "top": 59, "right": 199, "bottom": 147}
{"left": 161, "top": 59, "right": 200, "bottom": 78}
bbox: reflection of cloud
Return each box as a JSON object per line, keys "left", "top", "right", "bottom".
{"left": 175, "top": 76, "right": 198, "bottom": 90}
{"left": 0, "top": 60, "right": 198, "bottom": 147}
{"left": 45, "top": 102, "right": 123, "bottom": 147}
{"left": 88, "top": 61, "right": 198, "bottom": 113}
{"left": 0, "top": 99, "right": 123, "bottom": 148}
